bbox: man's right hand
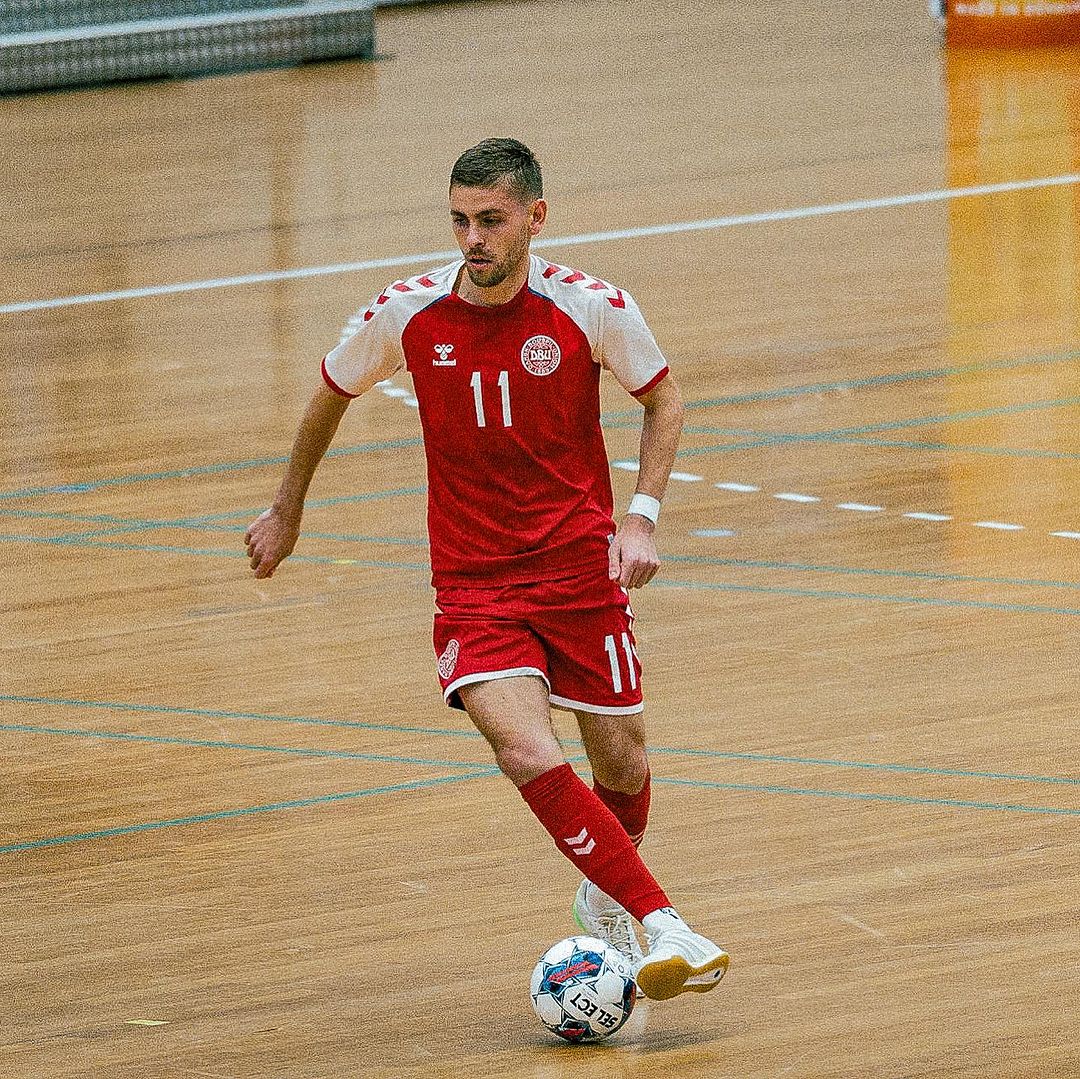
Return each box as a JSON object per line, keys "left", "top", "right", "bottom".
{"left": 244, "top": 506, "right": 301, "bottom": 579}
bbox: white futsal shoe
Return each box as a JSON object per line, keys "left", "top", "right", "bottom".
{"left": 573, "top": 880, "right": 644, "bottom": 964}
{"left": 635, "top": 911, "right": 730, "bottom": 1001}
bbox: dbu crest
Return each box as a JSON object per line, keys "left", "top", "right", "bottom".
{"left": 520, "top": 335, "right": 561, "bottom": 376}
{"left": 438, "top": 639, "right": 460, "bottom": 679}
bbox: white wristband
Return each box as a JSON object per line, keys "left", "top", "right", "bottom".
{"left": 627, "top": 493, "right": 661, "bottom": 524}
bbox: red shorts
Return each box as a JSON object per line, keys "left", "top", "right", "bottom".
{"left": 433, "top": 569, "right": 644, "bottom": 715}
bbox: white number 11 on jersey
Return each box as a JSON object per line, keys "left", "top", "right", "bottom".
{"left": 604, "top": 632, "right": 638, "bottom": 694}
{"left": 471, "top": 370, "right": 513, "bottom": 428}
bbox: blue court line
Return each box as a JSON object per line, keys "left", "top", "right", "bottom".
{"left": 648, "top": 747, "right": 1080, "bottom": 787}
{"left": 835, "top": 436, "right": 1080, "bottom": 462}
{"left": 653, "top": 777, "right": 1079, "bottom": 817}
{"left": 0, "top": 532, "right": 430, "bottom": 572}
{"left": 3, "top": 526, "right": 1076, "bottom": 617}
{"left": 5, "top": 766, "right": 1075, "bottom": 855}
{"left": 665, "top": 555, "right": 1080, "bottom": 594}
{"left": 0, "top": 438, "right": 424, "bottom": 502}
{"left": 0, "top": 770, "right": 500, "bottom": 855}
{"left": 0, "top": 722, "right": 489, "bottom": 770}
{"left": 185, "top": 485, "right": 428, "bottom": 523}
{"left": 600, "top": 347, "right": 1080, "bottom": 420}
{"left": 676, "top": 395, "right": 1080, "bottom": 458}
{"left": 0, "top": 694, "right": 487, "bottom": 740}
{"left": 610, "top": 420, "right": 1080, "bottom": 464}
{"left": 5, "top": 348, "right": 1078, "bottom": 506}
{"left": 654, "top": 576, "right": 1080, "bottom": 618}
{"left": 0, "top": 507, "right": 428, "bottom": 547}
{"left": 39, "top": 506, "right": 1080, "bottom": 595}
{"left": 3, "top": 695, "right": 1075, "bottom": 787}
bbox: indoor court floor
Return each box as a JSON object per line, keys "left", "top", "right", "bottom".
{"left": 2, "top": 1, "right": 1079, "bottom": 1076}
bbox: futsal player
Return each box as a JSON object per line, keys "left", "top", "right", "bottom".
{"left": 245, "top": 139, "right": 729, "bottom": 1001}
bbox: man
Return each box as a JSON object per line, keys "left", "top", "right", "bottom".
{"left": 244, "top": 139, "right": 729, "bottom": 1001}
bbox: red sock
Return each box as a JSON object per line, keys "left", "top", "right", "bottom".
{"left": 593, "top": 771, "right": 651, "bottom": 848}
{"left": 518, "top": 763, "right": 669, "bottom": 922}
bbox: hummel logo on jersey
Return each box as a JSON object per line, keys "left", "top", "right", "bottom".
{"left": 433, "top": 344, "right": 456, "bottom": 366}
{"left": 563, "top": 827, "right": 596, "bottom": 856}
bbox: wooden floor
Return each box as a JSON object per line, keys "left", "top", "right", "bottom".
{"left": 3, "top": 2, "right": 1080, "bottom": 1076}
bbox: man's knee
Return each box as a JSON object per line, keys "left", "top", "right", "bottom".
{"left": 592, "top": 750, "right": 648, "bottom": 794}
{"left": 492, "top": 739, "right": 565, "bottom": 787}
{"left": 457, "top": 677, "right": 564, "bottom": 787}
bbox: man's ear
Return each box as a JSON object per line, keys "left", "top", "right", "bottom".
{"left": 530, "top": 199, "right": 548, "bottom": 236}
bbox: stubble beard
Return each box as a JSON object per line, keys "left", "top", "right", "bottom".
{"left": 464, "top": 235, "right": 530, "bottom": 291}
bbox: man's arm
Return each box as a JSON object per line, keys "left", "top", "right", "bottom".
{"left": 244, "top": 383, "right": 352, "bottom": 579}
{"left": 607, "top": 372, "right": 685, "bottom": 589}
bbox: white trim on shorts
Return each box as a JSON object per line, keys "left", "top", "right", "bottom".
{"left": 443, "top": 666, "right": 550, "bottom": 703}
{"left": 549, "top": 693, "right": 645, "bottom": 716}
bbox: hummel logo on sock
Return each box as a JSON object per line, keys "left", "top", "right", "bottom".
{"left": 563, "top": 827, "right": 596, "bottom": 856}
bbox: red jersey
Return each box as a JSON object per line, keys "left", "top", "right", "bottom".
{"left": 321, "top": 255, "right": 670, "bottom": 588}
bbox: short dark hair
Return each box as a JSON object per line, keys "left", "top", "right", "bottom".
{"left": 449, "top": 138, "right": 543, "bottom": 204}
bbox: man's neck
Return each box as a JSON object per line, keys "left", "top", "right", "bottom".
{"left": 455, "top": 258, "right": 531, "bottom": 307}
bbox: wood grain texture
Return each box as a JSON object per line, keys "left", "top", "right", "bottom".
{"left": 2, "top": 3, "right": 1078, "bottom": 1077}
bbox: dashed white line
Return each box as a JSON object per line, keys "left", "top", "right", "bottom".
{"left": 903, "top": 512, "right": 952, "bottom": 522}
{"left": 692, "top": 528, "right": 736, "bottom": 538}
{"left": 715, "top": 482, "right": 760, "bottom": 493}
{"left": 836, "top": 503, "right": 884, "bottom": 513}
{"left": 973, "top": 521, "right": 1024, "bottom": 531}
{"left": 1051, "top": 531, "right": 1080, "bottom": 540}
{"left": 774, "top": 492, "right": 821, "bottom": 503}
{"left": 612, "top": 461, "right": 699, "bottom": 482}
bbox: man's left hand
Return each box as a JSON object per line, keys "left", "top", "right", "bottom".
{"left": 608, "top": 514, "right": 661, "bottom": 589}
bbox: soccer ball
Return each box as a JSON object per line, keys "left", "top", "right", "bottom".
{"left": 530, "top": 935, "right": 637, "bottom": 1043}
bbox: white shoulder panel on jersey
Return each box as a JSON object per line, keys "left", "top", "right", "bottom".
{"left": 528, "top": 255, "right": 669, "bottom": 397}
{"left": 323, "top": 261, "right": 462, "bottom": 398}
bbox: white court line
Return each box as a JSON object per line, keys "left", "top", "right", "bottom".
{"left": 973, "top": 521, "right": 1024, "bottom": 531}
{"left": 1051, "top": 531, "right": 1080, "bottom": 540}
{"left": 774, "top": 492, "right": 821, "bottom": 503}
{"left": 904, "top": 512, "right": 952, "bottom": 522}
{"left": 4, "top": 173, "right": 1080, "bottom": 315}
{"left": 836, "top": 502, "right": 885, "bottom": 512}
{"left": 715, "top": 482, "right": 760, "bottom": 493}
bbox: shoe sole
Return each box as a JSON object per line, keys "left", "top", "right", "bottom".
{"left": 635, "top": 951, "right": 730, "bottom": 1001}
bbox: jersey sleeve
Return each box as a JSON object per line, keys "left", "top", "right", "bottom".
{"left": 597, "top": 289, "right": 670, "bottom": 397}
{"left": 321, "top": 290, "right": 406, "bottom": 398}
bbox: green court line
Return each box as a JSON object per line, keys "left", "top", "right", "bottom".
{"left": 0, "top": 510, "right": 426, "bottom": 547}
{"left": 0, "top": 438, "right": 424, "bottom": 503}
{"left": 23, "top": 505, "right": 1080, "bottom": 595}
{"left": 3, "top": 695, "right": 1075, "bottom": 787}
{"left": 5, "top": 348, "right": 1079, "bottom": 505}
{"left": 654, "top": 576, "right": 1080, "bottom": 618}
{"left": 0, "top": 694, "right": 487, "bottom": 740}
{"left": 603, "top": 348, "right": 1080, "bottom": 419}
{"left": 665, "top": 554, "right": 1080, "bottom": 594}
{"left": 0, "top": 722, "right": 490, "bottom": 770}
{"left": 0, "top": 770, "right": 500, "bottom": 855}
{"left": 653, "top": 777, "right": 1079, "bottom": 817}
{"left": 4, "top": 766, "right": 1075, "bottom": 855}
{"left": 608, "top": 420, "right": 1080, "bottom": 464}
{"left": 0, "top": 532, "right": 430, "bottom": 572}
{"left": 677, "top": 395, "right": 1080, "bottom": 458}
{"left": 5, "top": 529, "right": 1078, "bottom": 617}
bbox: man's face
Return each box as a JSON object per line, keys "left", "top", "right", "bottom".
{"left": 449, "top": 181, "right": 546, "bottom": 290}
